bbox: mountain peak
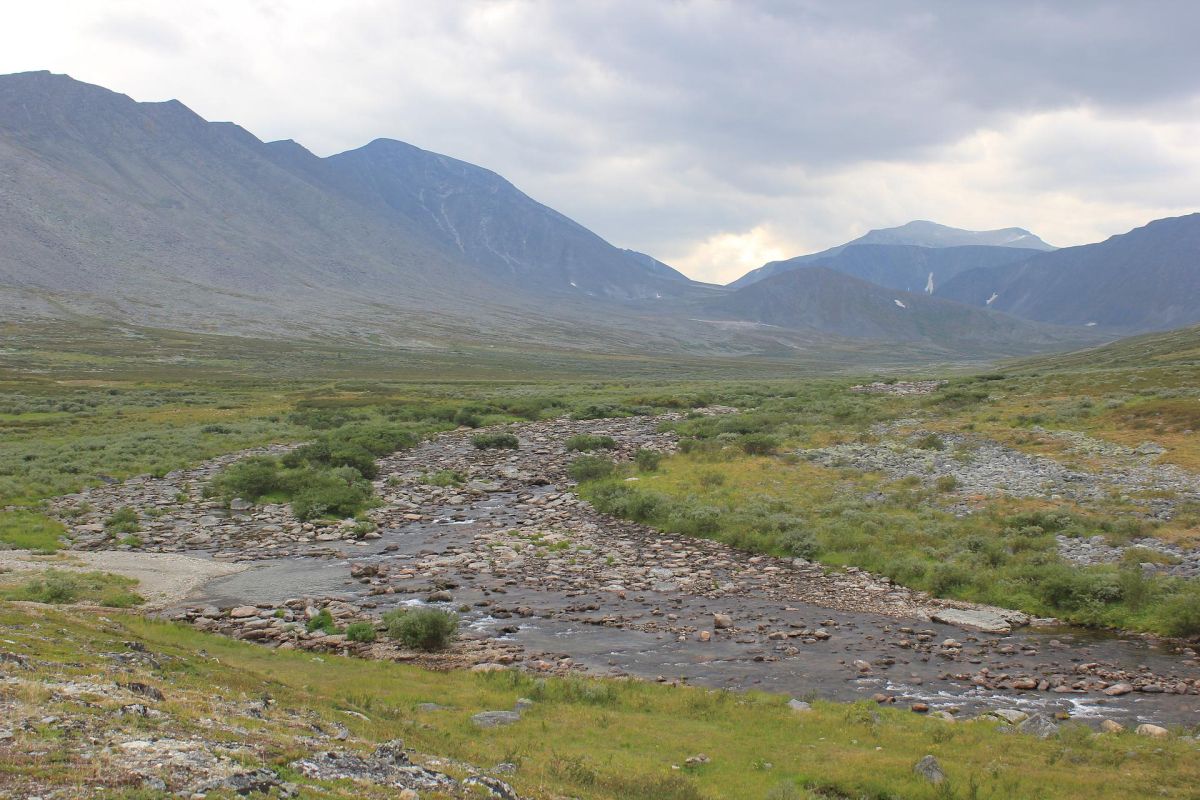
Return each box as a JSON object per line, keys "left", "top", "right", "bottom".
{"left": 729, "top": 220, "right": 1055, "bottom": 288}
{"left": 858, "top": 221, "right": 1054, "bottom": 251}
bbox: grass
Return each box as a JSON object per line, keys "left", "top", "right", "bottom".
{"left": 581, "top": 446, "right": 1200, "bottom": 635}
{"left": 0, "top": 569, "right": 143, "bottom": 607}
{"left": 0, "top": 510, "right": 65, "bottom": 553}
{"left": 1, "top": 604, "right": 1197, "bottom": 799}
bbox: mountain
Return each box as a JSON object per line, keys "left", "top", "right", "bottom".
{"left": 325, "top": 139, "right": 692, "bottom": 300}
{"left": 702, "top": 266, "right": 1101, "bottom": 354}
{"left": 620, "top": 249, "right": 694, "bottom": 283}
{"left": 771, "top": 243, "right": 1040, "bottom": 295}
{"left": 0, "top": 70, "right": 698, "bottom": 347}
{"left": 0, "top": 70, "right": 1111, "bottom": 363}
{"left": 730, "top": 220, "right": 1054, "bottom": 288}
{"left": 937, "top": 214, "right": 1200, "bottom": 331}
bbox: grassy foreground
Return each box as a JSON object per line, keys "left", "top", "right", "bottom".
{"left": 2, "top": 604, "right": 1198, "bottom": 799}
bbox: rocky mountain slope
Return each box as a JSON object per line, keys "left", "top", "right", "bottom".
{"left": 704, "top": 266, "right": 1098, "bottom": 353}
{"left": 0, "top": 71, "right": 1115, "bottom": 361}
{"left": 730, "top": 220, "right": 1054, "bottom": 288}
{"left": 773, "top": 243, "right": 1040, "bottom": 295}
{"left": 0, "top": 71, "right": 697, "bottom": 347}
{"left": 937, "top": 214, "right": 1200, "bottom": 331}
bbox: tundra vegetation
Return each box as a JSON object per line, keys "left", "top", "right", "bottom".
{"left": 2, "top": 323, "right": 1200, "bottom": 796}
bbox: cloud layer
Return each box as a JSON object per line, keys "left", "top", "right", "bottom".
{"left": 3, "top": 1, "right": 1198, "bottom": 283}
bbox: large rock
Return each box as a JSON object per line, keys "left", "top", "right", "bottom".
{"left": 1136, "top": 723, "right": 1170, "bottom": 739}
{"left": 1018, "top": 714, "right": 1059, "bottom": 739}
{"left": 913, "top": 755, "right": 946, "bottom": 784}
{"left": 471, "top": 711, "right": 522, "bottom": 728}
{"left": 930, "top": 608, "right": 1026, "bottom": 633}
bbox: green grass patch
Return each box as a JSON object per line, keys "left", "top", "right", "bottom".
{"left": 0, "top": 510, "right": 65, "bottom": 553}
{"left": 1, "top": 605, "right": 1197, "bottom": 799}
{"left": 0, "top": 569, "right": 143, "bottom": 607}
{"left": 581, "top": 454, "right": 1200, "bottom": 636}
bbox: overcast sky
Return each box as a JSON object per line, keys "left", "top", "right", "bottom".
{"left": 3, "top": 1, "right": 1198, "bottom": 283}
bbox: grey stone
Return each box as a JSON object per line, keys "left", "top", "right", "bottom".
{"left": 913, "top": 754, "right": 946, "bottom": 784}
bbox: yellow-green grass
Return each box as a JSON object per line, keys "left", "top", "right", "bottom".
{"left": 584, "top": 450, "right": 1200, "bottom": 635}
{"left": 0, "top": 509, "right": 66, "bottom": 553}
{"left": 0, "top": 569, "right": 143, "bottom": 607}
{"left": 2, "top": 604, "right": 1197, "bottom": 799}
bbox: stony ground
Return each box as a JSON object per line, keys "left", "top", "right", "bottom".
{"left": 802, "top": 427, "right": 1200, "bottom": 576}
{"left": 0, "top": 610, "right": 526, "bottom": 799}
{"left": 11, "top": 412, "right": 1189, "bottom": 732}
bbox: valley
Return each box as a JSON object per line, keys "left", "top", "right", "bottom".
{"left": 3, "top": 325, "right": 1199, "bottom": 798}
{"left": 1, "top": 27, "right": 1199, "bottom": 800}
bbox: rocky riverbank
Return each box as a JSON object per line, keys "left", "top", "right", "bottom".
{"left": 28, "top": 412, "right": 1200, "bottom": 728}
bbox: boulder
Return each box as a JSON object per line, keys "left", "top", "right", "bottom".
{"left": 471, "top": 710, "right": 522, "bottom": 728}
{"left": 913, "top": 755, "right": 946, "bottom": 784}
{"left": 1136, "top": 723, "right": 1170, "bottom": 739}
{"left": 1018, "top": 714, "right": 1059, "bottom": 739}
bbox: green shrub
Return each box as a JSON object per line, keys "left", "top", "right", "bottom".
{"left": 1161, "top": 589, "right": 1200, "bottom": 637}
{"left": 104, "top": 506, "right": 140, "bottom": 534}
{"left": 289, "top": 469, "right": 374, "bottom": 521}
{"left": 383, "top": 607, "right": 459, "bottom": 651}
{"left": 635, "top": 449, "right": 662, "bottom": 471}
{"left": 305, "top": 609, "right": 339, "bottom": 634}
{"left": 472, "top": 432, "right": 519, "bottom": 450}
{"left": 421, "top": 469, "right": 464, "bottom": 487}
{"left": 779, "top": 528, "right": 818, "bottom": 559}
{"left": 915, "top": 433, "right": 946, "bottom": 450}
{"left": 453, "top": 408, "right": 483, "bottom": 428}
{"left": 935, "top": 474, "right": 959, "bottom": 492}
{"left": 667, "top": 504, "right": 722, "bottom": 536}
{"left": 207, "top": 456, "right": 283, "bottom": 501}
{"left": 569, "top": 455, "right": 615, "bottom": 482}
{"left": 345, "top": 621, "right": 377, "bottom": 643}
{"left": 565, "top": 434, "right": 617, "bottom": 452}
{"left": 739, "top": 433, "right": 779, "bottom": 455}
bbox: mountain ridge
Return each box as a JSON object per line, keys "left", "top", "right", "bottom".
{"left": 730, "top": 220, "right": 1055, "bottom": 288}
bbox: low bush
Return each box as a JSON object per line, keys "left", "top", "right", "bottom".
{"left": 569, "top": 455, "right": 615, "bottom": 482}
{"left": 915, "top": 433, "right": 946, "bottom": 451}
{"left": 421, "top": 469, "right": 464, "bottom": 487}
{"left": 471, "top": 432, "right": 520, "bottom": 450}
{"left": 305, "top": 609, "right": 339, "bottom": 634}
{"left": 1161, "top": 589, "right": 1200, "bottom": 637}
{"left": 738, "top": 433, "right": 779, "bottom": 456}
{"left": 565, "top": 434, "right": 616, "bottom": 452}
{"left": 345, "top": 621, "right": 377, "bottom": 643}
{"left": 206, "top": 456, "right": 283, "bottom": 502}
{"left": 635, "top": 449, "right": 662, "bottom": 471}
{"left": 289, "top": 468, "right": 374, "bottom": 521}
{"left": 383, "top": 607, "right": 459, "bottom": 651}
{"left": 104, "top": 506, "right": 140, "bottom": 534}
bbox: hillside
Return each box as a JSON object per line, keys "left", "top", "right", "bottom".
{"left": 0, "top": 71, "right": 700, "bottom": 349}
{"left": 938, "top": 214, "right": 1200, "bottom": 331}
{"left": 730, "top": 220, "right": 1054, "bottom": 288}
{"left": 326, "top": 138, "right": 695, "bottom": 301}
{"left": 786, "top": 243, "right": 1040, "bottom": 295}
{"left": 1006, "top": 323, "right": 1200, "bottom": 372}
{"left": 703, "top": 266, "right": 1102, "bottom": 355}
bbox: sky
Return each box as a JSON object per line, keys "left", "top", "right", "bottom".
{"left": 2, "top": 1, "right": 1198, "bottom": 284}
